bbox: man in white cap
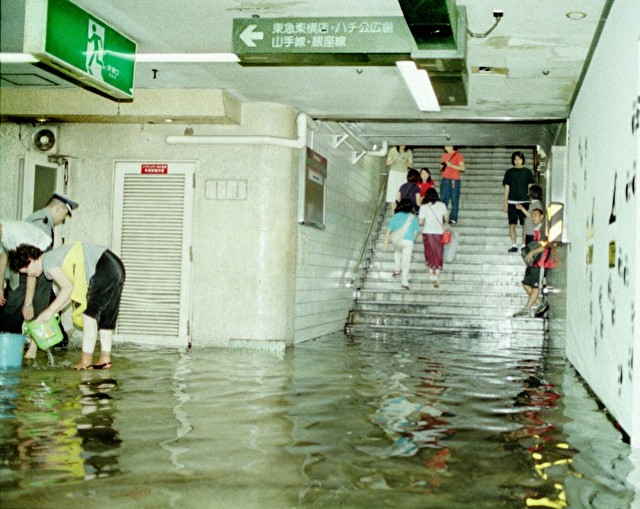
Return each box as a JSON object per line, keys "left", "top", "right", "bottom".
{"left": 0, "top": 193, "right": 78, "bottom": 345}
{"left": 26, "top": 193, "right": 79, "bottom": 240}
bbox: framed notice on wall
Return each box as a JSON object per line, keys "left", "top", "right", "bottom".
{"left": 301, "top": 148, "right": 327, "bottom": 229}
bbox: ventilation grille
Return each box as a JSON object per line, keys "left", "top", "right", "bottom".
{"left": 31, "top": 126, "right": 58, "bottom": 154}
{"left": 116, "top": 174, "right": 186, "bottom": 337}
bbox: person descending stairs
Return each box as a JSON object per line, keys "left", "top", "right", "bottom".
{"left": 346, "top": 146, "right": 547, "bottom": 340}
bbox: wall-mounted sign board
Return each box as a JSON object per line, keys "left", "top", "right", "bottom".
{"left": 300, "top": 148, "right": 327, "bottom": 229}
{"left": 233, "top": 17, "right": 413, "bottom": 65}
{"left": 24, "top": 0, "right": 136, "bottom": 99}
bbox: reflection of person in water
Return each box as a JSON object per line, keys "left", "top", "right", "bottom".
{"left": 76, "top": 378, "right": 121, "bottom": 480}
{"left": 499, "top": 365, "right": 576, "bottom": 507}
{"left": 14, "top": 377, "right": 86, "bottom": 481}
{"left": 503, "top": 365, "right": 560, "bottom": 443}
{"left": 366, "top": 363, "right": 455, "bottom": 460}
{"left": 414, "top": 366, "right": 454, "bottom": 476}
{"left": 86, "top": 23, "right": 105, "bottom": 78}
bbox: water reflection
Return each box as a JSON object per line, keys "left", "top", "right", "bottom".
{"left": 360, "top": 353, "right": 454, "bottom": 458}
{"left": 499, "top": 361, "right": 579, "bottom": 508}
{"left": 291, "top": 333, "right": 636, "bottom": 508}
{"left": 15, "top": 376, "right": 84, "bottom": 486}
{"left": 0, "top": 369, "right": 122, "bottom": 490}
{"left": 0, "top": 333, "right": 637, "bottom": 509}
{"left": 158, "top": 349, "right": 193, "bottom": 470}
{"left": 76, "top": 376, "right": 121, "bottom": 480}
{"left": 0, "top": 372, "right": 22, "bottom": 490}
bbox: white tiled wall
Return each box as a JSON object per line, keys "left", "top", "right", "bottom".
{"left": 546, "top": 245, "right": 567, "bottom": 348}
{"left": 564, "top": 0, "right": 638, "bottom": 446}
{"left": 294, "top": 125, "right": 383, "bottom": 342}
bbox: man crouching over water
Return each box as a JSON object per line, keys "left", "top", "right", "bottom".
{"left": 10, "top": 243, "right": 125, "bottom": 370}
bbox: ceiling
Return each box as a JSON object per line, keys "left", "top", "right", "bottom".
{"left": 0, "top": 0, "right": 610, "bottom": 148}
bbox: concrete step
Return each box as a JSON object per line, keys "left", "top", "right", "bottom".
{"left": 345, "top": 324, "right": 545, "bottom": 341}
{"left": 368, "top": 252, "right": 527, "bottom": 269}
{"left": 376, "top": 225, "right": 515, "bottom": 240}
{"left": 364, "top": 273, "right": 525, "bottom": 291}
{"left": 363, "top": 278, "right": 524, "bottom": 293}
{"left": 367, "top": 254, "right": 524, "bottom": 270}
{"left": 355, "top": 288, "right": 527, "bottom": 307}
{"left": 375, "top": 225, "right": 515, "bottom": 240}
{"left": 346, "top": 312, "right": 545, "bottom": 336}
{"left": 346, "top": 323, "right": 546, "bottom": 339}
{"left": 364, "top": 269, "right": 523, "bottom": 284}
{"left": 353, "top": 296, "right": 541, "bottom": 315}
{"left": 366, "top": 267, "right": 526, "bottom": 283}
{"left": 371, "top": 239, "right": 526, "bottom": 255}
{"left": 383, "top": 206, "right": 507, "bottom": 219}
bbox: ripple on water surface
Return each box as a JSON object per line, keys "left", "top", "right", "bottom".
{"left": 0, "top": 332, "right": 637, "bottom": 509}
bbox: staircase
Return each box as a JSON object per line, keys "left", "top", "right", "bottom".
{"left": 346, "top": 146, "right": 547, "bottom": 339}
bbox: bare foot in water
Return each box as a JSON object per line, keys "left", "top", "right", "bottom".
{"left": 74, "top": 352, "right": 94, "bottom": 370}
{"left": 24, "top": 340, "right": 37, "bottom": 360}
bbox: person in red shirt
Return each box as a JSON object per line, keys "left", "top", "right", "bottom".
{"left": 417, "top": 167, "right": 435, "bottom": 197}
{"left": 439, "top": 145, "right": 465, "bottom": 225}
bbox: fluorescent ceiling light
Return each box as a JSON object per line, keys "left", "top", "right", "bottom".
{"left": 0, "top": 52, "right": 240, "bottom": 64}
{"left": 396, "top": 61, "right": 440, "bottom": 112}
{"left": 135, "top": 53, "right": 240, "bottom": 63}
{"left": 0, "top": 53, "right": 39, "bottom": 63}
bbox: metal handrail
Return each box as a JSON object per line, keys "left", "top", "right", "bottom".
{"left": 349, "top": 176, "right": 389, "bottom": 288}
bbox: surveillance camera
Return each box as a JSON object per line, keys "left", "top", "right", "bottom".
{"left": 493, "top": 10, "right": 504, "bottom": 18}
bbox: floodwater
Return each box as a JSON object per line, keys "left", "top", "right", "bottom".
{"left": 0, "top": 332, "right": 638, "bottom": 509}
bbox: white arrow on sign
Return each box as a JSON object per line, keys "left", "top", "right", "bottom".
{"left": 240, "top": 25, "right": 264, "bottom": 47}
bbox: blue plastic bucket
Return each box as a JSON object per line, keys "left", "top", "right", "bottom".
{"left": 0, "top": 333, "right": 25, "bottom": 370}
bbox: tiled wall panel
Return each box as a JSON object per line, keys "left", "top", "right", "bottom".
{"left": 294, "top": 125, "right": 383, "bottom": 342}
{"left": 564, "top": 0, "right": 638, "bottom": 445}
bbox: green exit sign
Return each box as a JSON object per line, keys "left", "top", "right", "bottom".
{"left": 233, "top": 17, "right": 413, "bottom": 66}
{"left": 24, "top": 0, "right": 136, "bottom": 99}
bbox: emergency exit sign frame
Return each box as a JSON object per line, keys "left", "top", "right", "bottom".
{"left": 23, "top": 0, "right": 136, "bottom": 100}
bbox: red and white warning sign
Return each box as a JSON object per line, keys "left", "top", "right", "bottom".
{"left": 141, "top": 164, "right": 168, "bottom": 174}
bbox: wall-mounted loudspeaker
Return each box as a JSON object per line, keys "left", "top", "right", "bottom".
{"left": 31, "top": 126, "right": 58, "bottom": 154}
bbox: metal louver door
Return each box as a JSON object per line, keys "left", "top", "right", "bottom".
{"left": 112, "top": 161, "right": 194, "bottom": 346}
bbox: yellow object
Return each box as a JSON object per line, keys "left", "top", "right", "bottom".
{"left": 61, "top": 242, "right": 87, "bottom": 328}
{"left": 525, "top": 497, "right": 567, "bottom": 508}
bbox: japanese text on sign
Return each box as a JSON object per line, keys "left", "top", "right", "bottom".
{"left": 141, "top": 164, "right": 168, "bottom": 174}
{"left": 233, "top": 17, "right": 412, "bottom": 56}
{"left": 272, "top": 21, "right": 395, "bottom": 48}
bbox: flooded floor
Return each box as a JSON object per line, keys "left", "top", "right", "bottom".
{"left": 0, "top": 331, "right": 638, "bottom": 509}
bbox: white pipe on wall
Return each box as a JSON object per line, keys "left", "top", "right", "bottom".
{"left": 165, "top": 113, "right": 308, "bottom": 148}
{"left": 366, "top": 141, "right": 388, "bottom": 157}
{"left": 351, "top": 141, "right": 389, "bottom": 164}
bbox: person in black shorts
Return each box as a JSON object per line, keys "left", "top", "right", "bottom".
{"left": 502, "top": 151, "right": 535, "bottom": 253}
{"left": 10, "top": 243, "right": 125, "bottom": 370}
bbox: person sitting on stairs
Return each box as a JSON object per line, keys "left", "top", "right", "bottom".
{"left": 517, "top": 185, "right": 544, "bottom": 247}
{"left": 513, "top": 208, "right": 549, "bottom": 318}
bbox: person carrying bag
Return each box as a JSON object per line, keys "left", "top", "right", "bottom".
{"left": 418, "top": 188, "right": 450, "bottom": 288}
{"left": 384, "top": 199, "right": 420, "bottom": 290}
